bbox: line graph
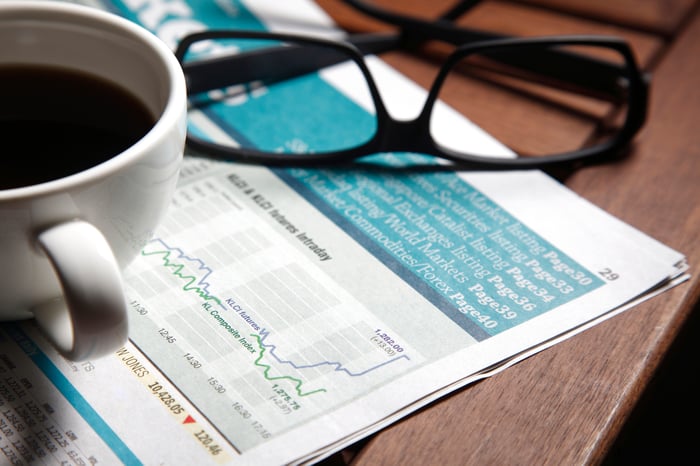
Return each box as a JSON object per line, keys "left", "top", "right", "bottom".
{"left": 141, "top": 238, "right": 224, "bottom": 308}
{"left": 251, "top": 333, "right": 327, "bottom": 397}
{"left": 139, "top": 237, "right": 411, "bottom": 389}
{"left": 257, "top": 328, "right": 410, "bottom": 378}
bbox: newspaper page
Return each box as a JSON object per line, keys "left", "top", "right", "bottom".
{"left": 0, "top": 0, "right": 688, "bottom": 465}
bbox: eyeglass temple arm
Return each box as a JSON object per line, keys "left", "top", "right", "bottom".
{"left": 182, "top": 33, "right": 401, "bottom": 95}
{"left": 342, "top": 0, "right": 639, "bottom": 99}
{"left": 341, "top": 0, "right": 483, "bottom": 27}
{"left": 439, "top": 0, "right": 485, "bottom": 21}
{"left": 408, "top": 26, "right": 637, "bottom": 99}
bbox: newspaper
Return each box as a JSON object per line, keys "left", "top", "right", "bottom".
{"left": 0, "top": 0, "right": 689, "bottom": 465}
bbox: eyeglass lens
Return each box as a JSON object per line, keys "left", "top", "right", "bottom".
{"left": 183, "top": 37, "right": 378, "bottom": 156}
{"left": 431, "top": 43, "right": 631, "bottom": 158}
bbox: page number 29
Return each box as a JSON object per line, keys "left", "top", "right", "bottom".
{"left": 599, "top": 268, "right": 620, "bottom": 281}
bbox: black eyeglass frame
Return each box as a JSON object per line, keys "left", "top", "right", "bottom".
{"left": 175, "top": 30, "right": 648, "bottom": 170}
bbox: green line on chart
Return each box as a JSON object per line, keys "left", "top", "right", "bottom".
{"left": 251, "top": 334, "right": 327, "bottom": 397}
{"left": 142, "top": 249, "right": 223, "bottom": 307}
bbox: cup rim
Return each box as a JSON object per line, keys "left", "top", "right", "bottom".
{"left": 0, "top": 1, "right": 186, "bottom": 201}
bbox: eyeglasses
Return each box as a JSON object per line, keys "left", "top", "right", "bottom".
{"left": 174, "top": 1, "right": 649, "bottom": 170}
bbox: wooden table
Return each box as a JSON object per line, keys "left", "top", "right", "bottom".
{"left": 314, "top": 1, "right": 700, "bottom": 464}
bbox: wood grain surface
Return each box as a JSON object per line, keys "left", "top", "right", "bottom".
{"left": 312, "top": 0, "right": 700, "bottom": 464}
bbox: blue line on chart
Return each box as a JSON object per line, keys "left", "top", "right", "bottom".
{"left": 146, "top": 237, "right": 226, "bottom": 310}
{"left": 258, "top": 328, "right": 410, "bottom": 377}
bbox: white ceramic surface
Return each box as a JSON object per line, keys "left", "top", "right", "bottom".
{"left": 0, "top": 1, "right": 187, "bottom": 360}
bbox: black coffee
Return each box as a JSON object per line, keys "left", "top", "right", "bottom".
{"left": 0, "top": 65, "right": 155, "bottom": 190}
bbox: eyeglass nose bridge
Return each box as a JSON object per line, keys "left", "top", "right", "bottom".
{"left": 377, "top": 113, "right": 434, "bottom": 155}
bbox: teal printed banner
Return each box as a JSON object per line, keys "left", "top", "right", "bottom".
{"left": 276, "top": 162, "right": 604, "bottom": 337}
{"left": 107, "top": 0, "right": 604, "bottom": 339}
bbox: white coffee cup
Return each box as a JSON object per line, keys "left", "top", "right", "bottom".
{"left": 0, "top": 2, "right": 186, "bottom": 360}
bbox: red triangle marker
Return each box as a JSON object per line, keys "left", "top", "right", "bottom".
{"left": 183, "top": 415, "right": 196, "bottom": 424}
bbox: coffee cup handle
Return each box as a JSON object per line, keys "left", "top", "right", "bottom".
{"left": 32, "top": 220, "right": 128, "bottom": 361}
